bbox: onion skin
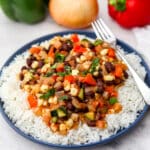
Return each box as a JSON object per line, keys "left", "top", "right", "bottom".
{"left": 49, "top": 0, "right": 99, "bottom": 29}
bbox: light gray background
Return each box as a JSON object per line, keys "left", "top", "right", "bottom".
{"left": 0, "top": 1, "right": 150, "bottom": 150}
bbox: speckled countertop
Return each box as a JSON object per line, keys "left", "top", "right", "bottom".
{"left": 0, "top": 1, "right": 150, "bottom": 150}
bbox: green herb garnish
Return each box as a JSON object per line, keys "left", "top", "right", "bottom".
{"left": 89, "top": 58, "right": 100, "bottom": 73}
{"left": 58, "top": 95, "right": 69, "bottom": 101}
{"left": 93, "top": 39, "right": 103, "bottom": 46}
{"left": 55, "top": 53, "right": 65, "bottom": 62}
{"left": 109, "top": 97, "right": 118, "bottom": 105}
{"left": 40, "top": 88, "right": 55, "bottom": 100}
{"left": 45, "top": 72, "right": 53, "bottom": 77}
{"left": 64, "top": 65, "right": 71, "bottom": 74}
{"left": 82, "top": 70, "right": 88, "bottom": 76}
{"left": 51, "top": 63, "right": 57, "bottom": 69}
{"left": 57, "top": 72, "right": 66, "bottom": 77}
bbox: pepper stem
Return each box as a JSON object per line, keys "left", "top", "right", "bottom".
{"left": 109, "top": 0, "right": 126, "bottom": 11}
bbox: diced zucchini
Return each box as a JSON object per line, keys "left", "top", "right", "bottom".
{"left": 51, "top": 110, "right": 57, "bottom": 117}
{"left": 52, "top": 116, "right": 58, "bottom": 123}
{"left": 85, "top": 112, "right": 95, "bottom": 120}
{"left": 78, "top": 88, "right": 84, "bottom": 100}
{"left": 57, "top": 107, "right": 67, "bottom": 118}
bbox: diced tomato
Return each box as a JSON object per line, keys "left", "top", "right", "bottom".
{"left": 27, "top": 94, "right": 38, "bottom": 108}
{"left": 73, "top": 44, "right": 87, "bottom": 53}
{"left": 48, "top": 47, "right": 55, "bottom": 58}
{"left": 83, "top": 73, "right": 96, "bottom": 86}
{"left": 92, "top": 100, "right": 99, "bottom": 108}
{"left": 111, "top": 91, "right": 118, "bottom": 97}
{"left": 105, "top": 85, "right": 118, "bottom": 97}
{"left": 64, "top": 75, "right": 75, "bottom": 83}
{"left": 99, "top": 100, "right": 104, "bottom": 108}
{"left": 52, "top": 75, "right": 58, "bottom": 81}
{"left": 105, "top": 85, "right": 114, "bottom": 93}
{"left": 114, "top": 65, "right": 123, "bottom": 78}
{"left": 108, "top": 48, "right": 115, "bottom": 57}
{"left": 29, "top": 47, "right": 41, "bottom": 54}
{"left": 71, "top": 34, "right": 79, "bottom": 43}
{"left": 56, "top": 63, "right": 64, "bottom": 72}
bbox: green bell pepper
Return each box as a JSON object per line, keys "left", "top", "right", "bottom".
{"left": 0, "top": 0, "right": 46, "bottom": 24}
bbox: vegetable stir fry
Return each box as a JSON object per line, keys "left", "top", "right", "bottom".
{"left": 18, "top": 34, "right": 128, "bottom": 135}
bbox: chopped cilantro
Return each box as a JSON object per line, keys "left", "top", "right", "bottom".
{"left": 58, "top": 95, "right": 69, "bottom": 101}
{"left": 40, "top": 88, "right": 55, "bottom": 100}
{"left": 55, "top": 53, "right": 65, "bottom": 62}
{"left": 89, "top": 58, "right": 100, "bottom": 73}
{"left": 45, "top": 72, "right": 53, "bottom": 77}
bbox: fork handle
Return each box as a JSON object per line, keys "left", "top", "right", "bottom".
{"left": 116, "top": 50, "right": 150, "bottom": 105}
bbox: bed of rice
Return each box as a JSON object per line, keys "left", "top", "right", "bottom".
{"left": 0, "top": 35, "right": 146, "bottom": 145}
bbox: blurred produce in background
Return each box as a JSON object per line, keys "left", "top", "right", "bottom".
{"left": 0, "top": 0, "right": 47, "bottom": 24}
{"left": 49, "top": 0, "right": 99, "bottom": 29}
{"left": 108, "top": 0, "right": 150, "bottom": 28}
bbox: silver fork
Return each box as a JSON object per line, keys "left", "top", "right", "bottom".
{"left": 92, "top": 18, "right": 150, "bottom": 105}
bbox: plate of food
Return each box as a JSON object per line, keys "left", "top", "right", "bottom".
{"left": 0, "top": 31, "right": 149, "bottom": 148}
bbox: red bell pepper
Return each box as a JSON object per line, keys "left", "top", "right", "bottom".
{"left": 71, "top": 34, "right": 79, "bottom": 43}
{"left": 29, "top": 47, "right": 41, "bottom": 54}
{"left": 64, "top": 75, "right": 75, "bottom": 83}
{"left": 56, "top": 63, "right": 64, "bottom": 72}
{"left": 108, "top": 0, "right": 150, "bottom": 28}
{"left": 27, "top": 94, "right": 38, "bottom": 108}
{"left": 74, "top": 44, "right": 87, "bottom": 53}
{"left": 83, "top": 73, "right": 97, "bottom": 86}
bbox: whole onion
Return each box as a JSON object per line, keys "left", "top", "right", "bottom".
{"left": 49, "top": 0, "right": 99, "bottom": 29}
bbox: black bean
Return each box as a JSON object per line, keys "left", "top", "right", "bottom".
{"left": 38, "top": 60, "right": 44, "bottom": 68}
{"left": 97, "top": 79, "right": 104, "bottom": 93}
{"left": 26, "top": 58, "right": 33, "bottom": 67}
{"left": 88, "top": 43, "right": 95, "bottom": 49}
{"left": 105, "top": 62, "right": 115, "bottom": 73}
{"left": 114, "top": 78, "right": 122, "bottom": 85}
{"left": 66, "top": 102, "right": 75, "bottom": 111}
{"left": 86, "top": 120, "right": 96, "bottom": 127}
{"left": 123, "top": 70, "right": 128, "bottom": 79}
{"left": 95, "top": 111, "right": 102, "bottom": 120}
{"left": 30, "top": 55, "right": 36, "bottom": 60}
{"left": 19, "top": 73, "right": 24, "bottom": 81}
{"left": 105, "top": 80, "right": 115, "bottom": 85}
{"left": 21, "top": 66, "right": 27, "bottom": 71}
{"left": 60, "top": 40, "right": 73, "bottom": 51}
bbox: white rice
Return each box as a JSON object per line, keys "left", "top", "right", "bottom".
{"left": 0, "top": 35, "right": 146, "bottom": 145}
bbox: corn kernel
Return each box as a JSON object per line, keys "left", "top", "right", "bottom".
{"left": 100, "top": 49, "right": 108, "bottom": 56}
{"left": 59, "top": 123, "right": 67, "bottom": 131}
{"left": 66, "top": 118, "right": 74, "bottom": 129}
{"left": 104, "top": 74, "right": 115, "bottom": 81}
{"left": 31, "top": 61, "right": 38, "bottom": 69}
{"left": 72, "top": 69, "right": 79, "bottom": 75}
{"left": 40, "top": 84, "right": 49, "bottom": 93}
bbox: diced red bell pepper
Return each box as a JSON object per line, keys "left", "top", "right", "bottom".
{"left": 29, "top": 47, "right": 41, "bottom": 54}
{"left": 27, "top": 94, "right": 38, "bottom": 108}
{"left": 52, "top": 75, "right": 58, "bottom": 81}
{"left": 48, "top": 47, "right": 55, "bottom": 58}
{"left": 56, "top": 63, "right": 64, "bottom": 72}
{"left": 74, "top": 44, "right": 86, "bottom": 53}
{"left": 83, "top": 73, "right": 96, "bottom": 86}
{"left": 114, "top": 65, "right": 123, "bottom": 78}
{"left": 71, "top": 34, "right": 79, "bottom": 43}
{"left": 64, "top": 75, "right": 75, "bottom": 83}
{"left": 108, "top": 48, "right": 115, "bottom": 58}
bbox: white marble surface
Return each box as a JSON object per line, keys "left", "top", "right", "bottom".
{"left": 0, "top": 1, "right": 150, "bottom": 150}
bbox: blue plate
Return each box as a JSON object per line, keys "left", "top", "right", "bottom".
{"left": 0, "top": 31, "right": 150, "bottom": 149}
